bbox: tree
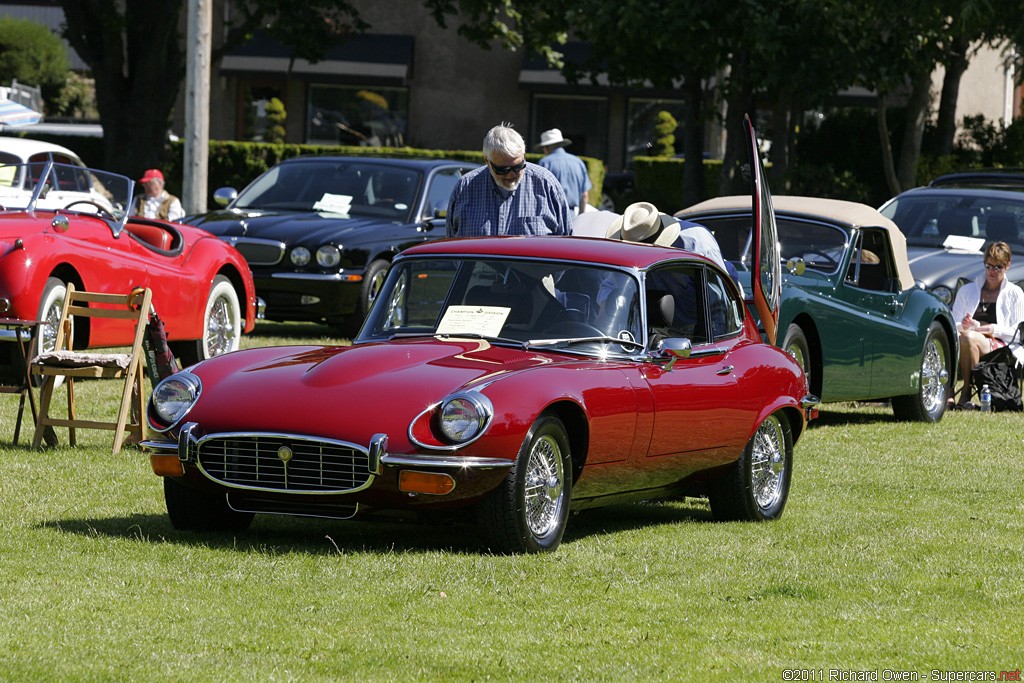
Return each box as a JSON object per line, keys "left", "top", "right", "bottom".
{"left": 57, "top": 0, "right": 370, "bottom": 177}
{"left": 0, "top": 16, "right": 69, "bottom": 107}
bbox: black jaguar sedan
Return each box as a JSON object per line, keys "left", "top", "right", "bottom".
{"left": 184, "top": 156, "right": 479, "bottom": 335}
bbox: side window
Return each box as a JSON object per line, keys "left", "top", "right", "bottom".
{"left": 423, "top": 168, "right": 466, "bottom": 219}
{"left": 847, "top": 229, "right": 896, "bottom": 292}
{"left": 708, "top": 269, "right": 743, "bottom": 340}
{"left": 645, "top": 265, "right": 706, "bottom": 347}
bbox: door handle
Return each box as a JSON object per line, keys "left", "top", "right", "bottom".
{"left": 716, "top": 365, "right": 734, "bottom": 375}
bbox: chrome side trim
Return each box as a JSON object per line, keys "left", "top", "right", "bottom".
{"left": 381, "top": 453, "right": 513, "bottom": 470}
{"left": 269, "top": 272, "right": 350, "bottom": 281}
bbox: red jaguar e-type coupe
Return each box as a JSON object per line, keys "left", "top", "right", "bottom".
{"left": 143, "top": 119, "right": 815, "bottom": 553}
{"left": 0, "top": 160, "right": 257, "bottom": 366}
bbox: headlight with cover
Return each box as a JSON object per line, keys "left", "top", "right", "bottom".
{"left": 438, "top": 392, "right": 493, "bottom": 444}
{"left": 150, "top": 371, "right": 202, "bottom": 429}
{"left": 290, "top": 246, "right": 311, "bottom": 267}
{"left": 316, "top": 245, "right": 341, "bottom": 268}
{"left": 930, "top": 285, "right": 953, "bottom": 305}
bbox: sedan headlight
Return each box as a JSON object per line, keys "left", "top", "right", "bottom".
{"left": 290, "top": 246, "right": 311, "bottom": 267}
{"left": 438, "top": 392, "right": 493, "bottom": 443}
{"left": 150, "top": 371, "right": 202, "bottom": 427}
{"left": 316, "top": 244, "right": 341, "bottom": 268}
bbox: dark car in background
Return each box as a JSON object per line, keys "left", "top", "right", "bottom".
{"left": 878, "top": 173, "right": 1024, "bottom": 305}
{"left": 184, "top": 156, "right": 479, "bottom": 335}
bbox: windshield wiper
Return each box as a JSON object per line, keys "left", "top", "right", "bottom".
{"left": 434, "top": 332, "right": 529, "bottom": 349}
{"left": 526, "top": 335, "right": 645, "bottom": 351}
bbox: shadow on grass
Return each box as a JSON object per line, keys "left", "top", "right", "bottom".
{"left": 40, "top": 499, "right": 713, "bottom": 555}
{"left": 810, "top": 403, "right": 899, "bottom": 428}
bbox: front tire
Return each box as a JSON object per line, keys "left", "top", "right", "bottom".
{"left": 891, "top": 322, "right": 950, "bottom": 422}
{"left": 164, "top": 478, "right": 254, "bottom": 532}
{"left": 709, "top": 412, "right": 792, "bottom": 522}
{"left": 173, "top": 275, "right": 241, "bottom": 367}
{"left": 35, "top": 277, "right": 68, "bottom": 388}
{"left": 781, "top": 323, "right": 811, "bottom": 393}
{"left": 337, "top": 258, "right": 390, "bottom": 338}
{"left": 479, "top": 415, "right": 572, "bottom": 553}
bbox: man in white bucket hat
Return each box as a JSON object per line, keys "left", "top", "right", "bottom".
{"left": 536, "top": 128, "right": 592, "bottom": 214}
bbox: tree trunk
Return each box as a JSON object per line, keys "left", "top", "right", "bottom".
{"left": 59, "top": 1, "right": 186, "bottom": 177}
{"left": 896, "top": 66, "right": 933, "bottom": 190}
{"left": 679, "top": 77, "right": 707, "bottom": 208}
{"left": 768, "top": 98, "right": 794, "bottom": 192}
{"left": 935, "top": 35, "right": 970, "bottom": 157}
{"left": 719, "top": 53, "right": 754, "bottom": 196}
{"left": 877, "top": 94, "right": 901, "bottom": 197}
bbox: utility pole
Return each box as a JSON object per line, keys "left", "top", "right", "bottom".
{"left": 183, "top": 0, "right": 211, "bottom": 214}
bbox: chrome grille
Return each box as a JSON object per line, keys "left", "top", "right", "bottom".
{"left": 224, "top": 237, "right": 286, "bottom": 266}
{"left": 196, "top": 434, "right": 372, "bottom": 493}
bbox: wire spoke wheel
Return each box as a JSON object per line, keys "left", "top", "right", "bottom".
{"left": 749, "top": 415, "right": 787, "bottom": 511}
{"left": 523, "top": 434, "right": 564, "bottom": 537}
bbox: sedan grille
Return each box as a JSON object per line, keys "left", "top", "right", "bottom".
{"left": 196, "top": 434, "right": 373, "bottom": 494}
{"left": 225, "top": 237, "right": 286, "bottom": 266}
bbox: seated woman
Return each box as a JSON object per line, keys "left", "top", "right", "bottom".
{"left": 951, "top": 241, "right": 1024, "bottom": 406}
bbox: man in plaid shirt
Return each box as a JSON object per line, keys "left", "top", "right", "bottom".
{"left": 446, "top": 124, "right": 573, "bottom": 237}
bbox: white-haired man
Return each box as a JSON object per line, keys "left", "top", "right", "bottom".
{"left": 446, "top": 124, "right": 573, "bottom": 237}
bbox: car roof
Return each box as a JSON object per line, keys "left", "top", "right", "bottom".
{"left": 889, "top": 185, "right": 1024, "bottom": 202}
{"left": 928, "top": 170, "right": 1024, "bottom": 191}
{"left": 679, "top": 194, "right": 917, "bottom": 292}
{"left": 401, "top": 235, "right": 714, "bottom": 271}
{"left": 277, "top": 155, "right": 476, "bottom": 170}
{"left": 0, "top": 136, "right": 81, "bottom": 161}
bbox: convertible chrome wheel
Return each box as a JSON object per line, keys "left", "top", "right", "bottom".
{"left": 204, "top": 277, "right": 241, "bottom": 358}
{"left": 749, "top": 416, "right": 787, "bottom": 511}
{"left": 523, "top": 432, "right": 565, "bottom": 538}
{"left": 892, "top": 322, "right": 950, "bottom": 422}
{"left": 709, "top": 412, "right": 792, "bottom": 522}
{"left": 173, "top": 275, "right": 241, "bottom": 367}
{"left": 479, "top": 414, "right": 572, "bottom": 553}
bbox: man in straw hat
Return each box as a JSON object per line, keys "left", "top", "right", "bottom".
{"left": 607, "top": 201, "right": 742, "bottom": 294}
{"left": 536, "top": 128, "right": 592, "bottom": 215}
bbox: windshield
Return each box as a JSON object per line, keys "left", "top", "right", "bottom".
{"left": 232, "top": 159, "right": 422, "bottom": 223}
{"left": 0, "top": 161, "right": 132, "bottom": 224}
{"left": 880, "top": 193, "right": 1024, "bottom": 249}
{"left": 359, "top": 256, "right": 644, "bottom": 355}
{"left": 693, "top": 214, "right": 849, "bottom": 275}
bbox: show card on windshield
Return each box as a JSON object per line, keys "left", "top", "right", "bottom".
{"left": 436, "top": 306, "right": 510, "bottom": 337}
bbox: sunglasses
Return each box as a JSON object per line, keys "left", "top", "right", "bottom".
{"left": 488, "top": 160, "right": 526, "bottom": 176}
{"left": 984, "top": 263, "right": 1006, "bottom": 271}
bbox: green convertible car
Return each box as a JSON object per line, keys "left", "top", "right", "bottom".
{"left": 678, "top": 195, "right": 957, "bottom": 422}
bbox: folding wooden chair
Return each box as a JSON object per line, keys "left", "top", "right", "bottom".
{"left": 31, "top": 285, "right": 152, "bottom": 454}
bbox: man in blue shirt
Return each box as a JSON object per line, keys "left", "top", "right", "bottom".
{"left": 536, "top": 128, "right": 592, "bottom": 214}
{"left": 446, "top": 124, "right": 574, "bottom": 237}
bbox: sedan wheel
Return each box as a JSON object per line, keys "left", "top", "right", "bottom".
{"left": 709, "top": 412, "right": 792, "bottom": 522}
{"left": 479, "top": 415, "right": 572, "bottom": 553}
{"left": 891, "top": 322, "right": 949, "bottom": 422}
{"left": 782, "top": 323, "right": 812, "bottom": 393}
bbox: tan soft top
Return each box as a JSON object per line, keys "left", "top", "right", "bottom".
{"left": 678, "top": 195, "right": 916, "bottom": 292}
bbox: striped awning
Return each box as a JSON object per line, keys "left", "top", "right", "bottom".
{"left": 0, "top": 98, "right": 42, "bottom": 127}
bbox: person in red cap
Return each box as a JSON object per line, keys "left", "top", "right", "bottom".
{"left": 133, "top": 168, "right": 184, "bottom": 221}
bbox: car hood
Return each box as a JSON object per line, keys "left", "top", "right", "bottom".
{"left": 182, "top": 338, "right": 572, "bottom": 443}
{"left": 906, "top": 245, "right": 987, "bottom": 288}
{"left": 185, "top": 209, "right": 402, "bottom": 244}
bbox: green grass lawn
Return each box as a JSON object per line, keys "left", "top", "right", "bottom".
{"left": 1, "top": 323, "right": 1021, "bottom": 680}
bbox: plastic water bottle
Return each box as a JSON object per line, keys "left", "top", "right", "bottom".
{"left": 980, "top": 384, "right": 992, "bottom": 413}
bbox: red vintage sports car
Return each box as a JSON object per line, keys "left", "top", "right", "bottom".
{"left": 143, "top": 119, "right": 816, "bottom": 553}
{"left": 0, "top": 160, "right": 257, "bottom": 366}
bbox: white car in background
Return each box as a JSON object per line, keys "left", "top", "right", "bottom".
{"left": 0, "top": 137, "right": 116, "bottom": 213}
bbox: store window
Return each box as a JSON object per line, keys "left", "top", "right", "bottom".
{"left": 530, "top": 95, "right": 609, "bottom": 161}
{"left": 624, "top": 98, "right": 687, "bottom": 166}
{"left": 307, "top": 85, "right": 409, "bottom": 147}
